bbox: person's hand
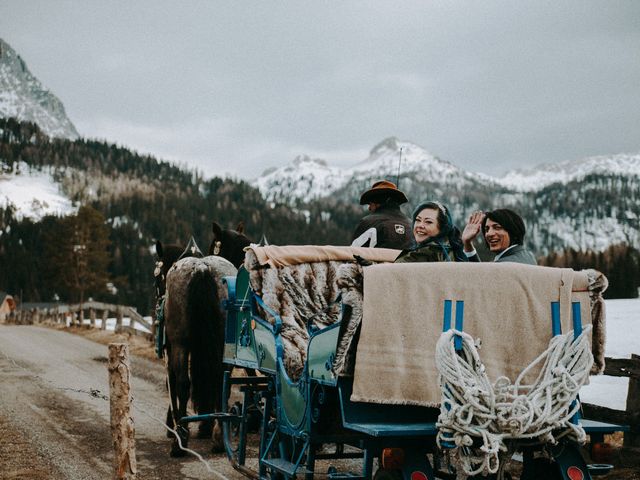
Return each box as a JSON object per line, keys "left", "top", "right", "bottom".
{"left": 462, "top": 211, "right": 485, "bottom": 250}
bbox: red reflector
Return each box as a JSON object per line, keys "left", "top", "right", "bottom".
{"left": 567, "top": 466, "right": 584, "bottom": 480}
{"left": 381, "top": 448, "right": 404, "bottom": 470}
{"left": 411, "top": 472, "right": 429, "bottom": 480}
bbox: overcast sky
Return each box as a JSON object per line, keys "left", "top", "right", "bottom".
{"left": 2, "top": 1, "right": 640, "bottom": 179}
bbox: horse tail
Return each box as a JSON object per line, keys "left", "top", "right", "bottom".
{"left": 187, "top": 268, "right": 223, "bottom": 415}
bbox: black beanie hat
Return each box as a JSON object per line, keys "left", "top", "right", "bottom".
{"left": 482, "top": 209, "right": 526, "bottom": 246}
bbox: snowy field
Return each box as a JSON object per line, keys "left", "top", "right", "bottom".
{"left": 580, "top": 297, "right": 640, "bottom": 410}
{"left": 74, "top": 316, "right": 152, "bottom": 334}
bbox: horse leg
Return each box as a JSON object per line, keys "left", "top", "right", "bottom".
{"left": 211, "top": 419, "right": 224, "bottom": 453}
{"left": 169, "top": 348, "right": 191, "bottom": 457}
{"left": 165, "top": 374, "right": 174, "bottom": 438}
{"left": 209, "top": 363, "right": 228, "bottom": 453}
{"left": 165, "top": 405, "right": 174, "bottom": 439}
{"left": 197, "top": 419, "right": 213, "bottom": 438}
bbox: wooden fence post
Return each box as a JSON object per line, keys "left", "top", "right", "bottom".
{"left": 108, "top": 343, "right": 137, "bottom": 479}
{"left": 116, "top": 306, "right": 123, "bottom": 332}
{"left": 624, "top": 353, "right": 640, "bottom": 447}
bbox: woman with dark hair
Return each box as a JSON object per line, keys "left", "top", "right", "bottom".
{"left": 395, "top": 201, "right": 467, "bottom": 263}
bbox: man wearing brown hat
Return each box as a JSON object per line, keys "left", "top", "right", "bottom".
{"left": 462, "top": 208, "right": 537, "bottom": 264}
{"left": 351, "top": 180, "right": 414, "bottom": 250}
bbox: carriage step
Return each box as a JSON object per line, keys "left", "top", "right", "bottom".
{"left": 261, "top": 458, "right": 313, "bottom": 478}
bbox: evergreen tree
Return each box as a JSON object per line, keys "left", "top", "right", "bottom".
{"left": 45, "top": 206, "right": 111, "bottom": 303}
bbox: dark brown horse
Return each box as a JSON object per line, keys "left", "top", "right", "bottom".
{"left": 209, "top": 221, "right": 252, "bottom": 268}
{"left": 154, "top": 222, "right": 251, "bottom": 456}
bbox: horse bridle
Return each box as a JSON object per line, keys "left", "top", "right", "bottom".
{"left": 154, "top": 260, "right": 165, "bottom": 298}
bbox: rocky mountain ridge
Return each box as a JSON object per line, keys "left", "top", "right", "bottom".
{"left": 255, "top": 136, "right": 640, "bottom": 203}
{"left": 0, "top": 38, "right": 79, "bottom": 140}
{"left": 253, "top": 136, "right": 640, "bottom": 255}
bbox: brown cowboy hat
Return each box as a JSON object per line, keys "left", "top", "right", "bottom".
{"left": 359, "top": 180, "right": 408, "bottom": 205}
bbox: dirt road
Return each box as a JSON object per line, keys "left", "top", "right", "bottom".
{"left": 3, "top": 324, "right": 637, "bottom": 480}
{"left": 0, "top": 325, "right": 246, "bottom": 480}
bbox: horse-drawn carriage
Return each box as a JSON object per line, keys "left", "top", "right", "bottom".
{"left": 166, "top": 242, "right": 627, "bottom": 480}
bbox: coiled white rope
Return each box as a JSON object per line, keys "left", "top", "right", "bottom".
{"left": 435, "top": 325, "right": 593, "bottom": 476}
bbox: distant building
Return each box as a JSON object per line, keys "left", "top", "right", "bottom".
{"left": 0, "top": 292, "right": 17, "bottom": 322}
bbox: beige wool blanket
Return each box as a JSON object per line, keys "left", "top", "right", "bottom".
{"left": 351, "top": 262, "right": 591, "bottom": 407}
{"left": 247, "top": 244, "right": 400, "bottom": 268}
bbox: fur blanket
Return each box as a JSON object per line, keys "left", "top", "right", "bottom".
{"left": 244, "top": 246, "right": 396, "bottom": 379}
{"left": 586, "top": 269, "right": 608, "bottom": 374}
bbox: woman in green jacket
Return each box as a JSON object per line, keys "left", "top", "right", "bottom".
{"left": 395, "top": 201, "right": 467, "bottom": 263}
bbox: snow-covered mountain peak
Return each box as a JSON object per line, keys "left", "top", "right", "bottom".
{"left": 255, "top": 154, "right": 343, "bottom": 204}
{"left": 353, "top": 137, "right": 439, "bottom": 173}
{"left": 291, "top": 155, "right": 328, "bottom": 169}
{"left": 350, "top": 137, "right": 492, "bottom": 189}
{"left": 0, "top": 38, "right": 79, "bottom": 140}
{"left": 499, "top": 152, "right": 640, "bottom": 191}
{"left": 253, "top": 137, "right": 497, "bottom": 204}
{"left": 369, "top": 136, "right": 402, "bottom": 155}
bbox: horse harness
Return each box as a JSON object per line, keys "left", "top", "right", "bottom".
{"left": 155, "top": 296, "right": 166, "bottom": 359}
{"left": 154, "top": 259, "right": 167, "bottom": 359}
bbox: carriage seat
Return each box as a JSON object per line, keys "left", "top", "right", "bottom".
{"left": 243, "top": 245, "right": 399, "bottom": 380}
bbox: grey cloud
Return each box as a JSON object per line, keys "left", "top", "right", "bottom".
{"left": 1, "top": 0, "right": 639, "bottom": 178}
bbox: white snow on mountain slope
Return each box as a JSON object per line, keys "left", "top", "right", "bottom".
{"left": 255, "top": 137, "right": 496, "bottom": 203}
{"left": 0, "top": 38, "right": 79, "bottom": 140}
{"left": 0, "top": 162, "right": 76, "bottom": 220}
{"left": 255, "top": 155, "right": 345, "bottom": 203}
{"left": 499, "top": 152, "right": 640, "bottom": 192}
{"left": 348, "top": 137, "right": 494, "bottom": 187}
{"left": 530, "top": 214, "right": 639, "bottom": 255}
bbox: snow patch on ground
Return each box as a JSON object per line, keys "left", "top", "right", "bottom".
{"left": 580, "top": 297, "right": 640, "bottom": 410}
{"left": 0, "top": 162, "right": 76, "bottom": 220}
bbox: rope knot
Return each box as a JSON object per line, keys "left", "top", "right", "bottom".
{"left": 457, "top": 434, "right": 473, "bottom": 447}
{"left": 434, "top": 324, "right": 594, "bottom": 477}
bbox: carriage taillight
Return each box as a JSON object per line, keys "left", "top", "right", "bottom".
{"left": 381, "top": 447, "right": 404, "bottom": 469}
{"left": 566, "top": 466, "right": 585, "bottom": 480}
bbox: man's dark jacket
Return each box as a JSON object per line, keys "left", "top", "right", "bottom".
{"left": 351, "top": 204, "right": 414, "bottom": 250}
